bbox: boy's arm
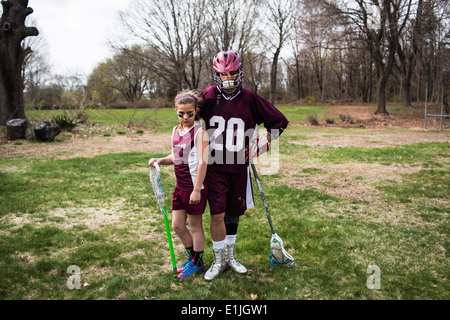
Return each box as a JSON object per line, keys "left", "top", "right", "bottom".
{"left": 252, "top": 93, "right": 289, "bottom": 138}
{"left": 246, "top": 94, "right": 288, "bottom": 162}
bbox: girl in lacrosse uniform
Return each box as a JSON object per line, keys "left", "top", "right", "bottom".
{"left": 200, "top": 51, "right": 289, "bottom": 281}
{"left": 149, "top": 90, "right": 209, "bottom": 279}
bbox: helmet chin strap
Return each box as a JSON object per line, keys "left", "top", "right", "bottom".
{"left": 217, "top": 86, "right": 241, "bottom": 101}
{"left": 223, "top": 87, "right": 238, "bottom": 95}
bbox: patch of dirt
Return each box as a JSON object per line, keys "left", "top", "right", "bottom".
{"left": 292, "top": 104, "right": 450, "bottom": 130}
{"left": 291, "top": 130, "right": 450, "bottom": 148}
{"left": 286, "top": 104, "right": 450, "bottom": 148}
{"left": 279, "top": 162, "right": 423, "bottom": 204}
{"left": 274, "top": 104, "right": 450, "bottom": 205}
{"left": 0, "top": 130, "right": 172, "bottom": 160}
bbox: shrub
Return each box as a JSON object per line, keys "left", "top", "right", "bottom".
{"left": 325, "top": 117, "right": 335, "bottom": 124}
{"left": 307, "top": 114, "right": 319, "bottom": 125}
{"left": 339, "top": 114, "right": 354, "bottom": 124}
{"left": 305, "top": 96, "right": 316, "bottom": 105}
{"left": 51, "top": 112, "right": 78, "bottom": 131}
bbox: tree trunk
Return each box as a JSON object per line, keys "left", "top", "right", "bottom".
{"left": 397, "top": 0, "right": 421, "bottom": 108}
{"left": 374, "top": 62, "right": 390, "bottom": 115}
{"left": 295, "top": 55, "right": 301, "bottom": 100}
{"left": 269, "top": 48, "right": 280, "bottom": 105}
{"left": 401, "top": 73, "right": 413, "bottom": 107}
{"left": 375, "top": 77, "right": 389, "bottom": 115}
{"left": 0, "top": 0, "right": 38, "bottom": 126}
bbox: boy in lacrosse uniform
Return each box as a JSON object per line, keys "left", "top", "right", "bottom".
{"left": 200, "top": 51, "right": 289, "bottom": 281}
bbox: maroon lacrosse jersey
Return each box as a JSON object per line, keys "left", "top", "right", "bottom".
{"left": 200, "top": 86, "right": 289, "bottom": 172}
{"left": 172, "top": 123, "right": 205, "bottom": 191}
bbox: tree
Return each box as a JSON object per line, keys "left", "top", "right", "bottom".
{"left": 106, "top": 46, "right": 151, "bottom": 104}
{"left": 421, "top": 0, "right": 449, "bottom": 103}
{"left": 286, "top": 18, "right": 304, "bottom": 100}
{"left": 392, "top": 0, "right": 444, "bottom": 107}
{"left": 118, "top": 0, "right": 208, "bottom": 94}
{"left": 207, "top": 0, "right": 261, "bottom": 54}
{"left": 22, "top": 18, "right": 51, "bottom": 109}
{"left": 297, "top": 0, "right": 332, "bottom": 102}
{"left": 322, "top": 0, "right": 413, "bottom": 115}
{"left": 263, "top": 0, "right": 295, "bottom": 104}
{"left": 0, "top": 0, "right": 38, "bottom": 125}
{"left": 87, "top": 62, "right": 117, "bottom": 106}
{"left": 243, "top": 51, "right": 269, "bottom": 94}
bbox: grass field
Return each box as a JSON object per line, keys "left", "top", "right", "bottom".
{"left": 0, "top": 105, "right": 448, "bottom": 301}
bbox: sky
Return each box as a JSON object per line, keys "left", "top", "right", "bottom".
{"left": 27, "top": 0, "right": 132, "bottom": 77}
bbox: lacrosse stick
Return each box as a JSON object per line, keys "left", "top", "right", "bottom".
{"left": 250, "top": 163, "right": 294, "bottom": 267}
{"left": 149, "top": 163, "right": 177, "bottom": 277}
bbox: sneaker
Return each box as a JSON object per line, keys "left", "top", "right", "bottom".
{"left": 225, "top": 243, "right": 247, "bottom": 274}
{"left": 177, "top": 252, "right": 193, "bottom": 274}
{"left": 204, "top": 248, "right": 226, "bottom": 281}
{"left": 177, "top": 260, "right": 203, "bottom": 279}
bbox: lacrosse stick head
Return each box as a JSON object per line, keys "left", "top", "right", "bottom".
{"left": 149, "top": 163, "right": 166, "bottom": 207}
{"left": 269, "top": 233, "right": 294, "bottom": 267}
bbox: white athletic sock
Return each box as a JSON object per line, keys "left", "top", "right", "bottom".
{"left": 225, "top": 235, "right": 236, "bottom": 245}
{"left": 212, "top": 240, "right": 225, "bottom": 250}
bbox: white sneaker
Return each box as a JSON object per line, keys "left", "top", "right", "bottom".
{"left": 225, "top": 243, "right": 247, "bottom": 274}
{"left": 204, "top": 248, "right": 226, "bottom": 281}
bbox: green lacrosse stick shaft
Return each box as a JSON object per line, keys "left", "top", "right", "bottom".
{"left": 150, "top": 164, "right": 177, "bottom": 278}
{"left": 160, "top": 204, "right": 177, "bottom": 277}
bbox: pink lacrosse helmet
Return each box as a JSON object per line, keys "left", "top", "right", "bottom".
{"left": 213, "top": 51, "right": 243, "bottom": 91}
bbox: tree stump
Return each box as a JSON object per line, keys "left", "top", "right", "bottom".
{"left": 34, "top": 122, "right": 61, "bottom": 142}
{"left": 6, "top": 118, "right": 27, "bottom": 140}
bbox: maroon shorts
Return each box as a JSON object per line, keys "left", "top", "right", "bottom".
{"left": 206, "top": 166, "right": 254, "bottom": 216}
{"left": 171, "top": 186, "right": 207, "bottom": 215}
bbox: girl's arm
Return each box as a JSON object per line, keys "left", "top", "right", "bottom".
{"left": 149, "top": 154, "right": 173, "bottom": 167}
{"left": 189, "top": 129, "right": 209, "bottom": 204}
{"left": 149, "top": 127, "right": 175, "bottom": 167}
{"left": 194, "top": 128, "right": 209, "bottom": 191}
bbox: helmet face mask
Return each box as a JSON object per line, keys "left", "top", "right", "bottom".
{"left": 214, "top": 70, "right": 243, "bottom": 90}
{"left": 213, "top": 51, "right": 243, "bottom": 92}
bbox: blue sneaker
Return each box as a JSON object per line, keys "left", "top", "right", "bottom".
{"left": 177, "top": 260, "right": 203, "bottom": 279}
{"left": 177, "top": 253, "right": 193, "bottom": 274}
